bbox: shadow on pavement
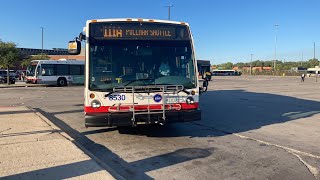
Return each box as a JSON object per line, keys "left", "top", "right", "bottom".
{"left": 200, "top": 90, "right": 320, "bottom": 134}
{"left": 2, "top": 160, "right": 99, "bottom": 179}
{"left": 0, "top": 110, "right": 31, "bottom": 115}
{"left": 84, "top": 89, "right": 320, "bottom": 138}
{"left": 34, "top": 108, "right": 213, "bottom": 179}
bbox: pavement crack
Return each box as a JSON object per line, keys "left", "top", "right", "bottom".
{"left": 191, "top": 122, "right": 319, "bottom": 179}
{"left": 233, "top": 133, "right": 319, "bottom": 179}
{"left": 0, "top": 128, "right": 11, "bottom": 134}
{"left": 233, "top": 133, "right": 320, "bottom": 159}
{"left": 291, "top": 152, "right": 319, "bottom": 180}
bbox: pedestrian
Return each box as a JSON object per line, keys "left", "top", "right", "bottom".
{"left": 301, "top": 73, "right": 305, "bottom": 82}
{"left": 21, "top": 71, "right": 24, "bottom": 81}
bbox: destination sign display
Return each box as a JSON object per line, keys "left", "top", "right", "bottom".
{"left": 90, "top": 22, "right": 190, "bottom": 40}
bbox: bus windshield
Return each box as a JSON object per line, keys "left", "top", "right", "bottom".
{"left": 26, "top": 64, "right": 37, "bottom": 76}
{"left": 89, "top": 40, "right": 196, "bottom": 91}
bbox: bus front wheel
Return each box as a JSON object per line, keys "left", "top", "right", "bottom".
{"left": 57, "top": 77, "right": 67, "bottom": 86}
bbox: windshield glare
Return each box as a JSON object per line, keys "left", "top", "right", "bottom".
{"left": 89, "top": 40, "right": 196, "bottom": 91}
{"left": 27, "top": 65, "right": 37, "bottom": 76}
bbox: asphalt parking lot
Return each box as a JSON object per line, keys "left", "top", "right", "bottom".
{"left": 0, "top": 76, "right": 319, "bottom": 180}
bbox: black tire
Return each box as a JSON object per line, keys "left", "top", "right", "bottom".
{"left": 57, "top": 77, "right": 67, "bottom": 86}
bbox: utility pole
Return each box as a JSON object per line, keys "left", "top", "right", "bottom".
{"left": 165, "top": 5, "right": 174, "bottom": 20}
{"left": 40, "top": 27, "right": 44, "bottom": 55}
{"left": 250, "top": 54, "right": 253, "bottom": 75}
{"left": 315, "top": 42, "right": 318, "bottom": 82}
{"left": 274, "top": 24, "right": 279, "bottom": 72}
{"left": 314, "top": 42, "right": 316, "bottom": 61}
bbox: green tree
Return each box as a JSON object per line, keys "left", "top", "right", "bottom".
{"left": 219, "top": 62, "right": 234, "bottom": 69}
{"left": 234, "top": 62, "right": 245, "bottom": 68}
{"left": 0, "top": 40, "right": 20, "bottom": 85}
{"left": 21, "top": 53, "right": 50, "bottom": 68}
{"left": 307, "top": 58, "right": 319, "bottom": 68}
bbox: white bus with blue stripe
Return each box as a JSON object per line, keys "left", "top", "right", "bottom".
{"left": 26, "top": 59, "right": 84, "bottom": 86}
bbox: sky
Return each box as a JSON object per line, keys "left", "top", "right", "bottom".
{"left": 0, "top": 0, "right": 320, "bottom": 64}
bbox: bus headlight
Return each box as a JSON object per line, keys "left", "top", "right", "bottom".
{"left": 186, "top": 97, "right": 194, "bottom": 104}
{"left": 91, "top": 100, "right": 101, "bottom": 108}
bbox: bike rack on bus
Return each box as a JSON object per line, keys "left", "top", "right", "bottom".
{"left": 106, "top": 85, "right": 185, "bottom": 126}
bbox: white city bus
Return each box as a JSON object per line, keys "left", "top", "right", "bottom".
{"left": 26, "top": 59, "right": 85, "bottom": 86}
{"left": 306, "top": 67, "right": 319, "bottom": 77}
{"left": 68, "top": 18, "right": 207, "bottom": 127}
{"left": 212, "top": 70, "right": 241, "bottom": 76}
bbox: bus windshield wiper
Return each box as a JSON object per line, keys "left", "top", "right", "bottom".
{"left": 124, "top": 78, "right": 155, "bottom": 87}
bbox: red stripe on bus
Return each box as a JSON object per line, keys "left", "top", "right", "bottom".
{"left": 84, "top": 103, "right": 199, "bottom": 113}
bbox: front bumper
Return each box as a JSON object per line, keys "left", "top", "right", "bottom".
{"left": 85, "top": 109, "right": 201, "bottom": 127}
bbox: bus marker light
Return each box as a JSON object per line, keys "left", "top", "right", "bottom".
{"left": 191, "top": 90, "right": 196, "bottom": 95}
{"left": 89, "top": 93, "right": 95, "bottom": 99}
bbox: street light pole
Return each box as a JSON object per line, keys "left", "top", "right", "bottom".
{"left": 274, "top": 24, "right": 279, "bottom": 72}
{"left": 40, "top": 27, "right": 44, "bottom": 54}
{"left": 250, "top": 54, "right": 253, "bottom": 75}
{"left": 165, "top": 5, "right": 174, "bottom": 20}
{"left": 315, "top": 42, "right": 318, "bottom": 82}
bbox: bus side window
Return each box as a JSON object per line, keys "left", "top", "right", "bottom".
{"left": 42, "top": 64, "right": 55, "bottom": 76}
{"left": 70, "top": 65, "right": 81, "bottom": 75}
{"left": 56, "top": 64, "right": 69, "bottom": 75}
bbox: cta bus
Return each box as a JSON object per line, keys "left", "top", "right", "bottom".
{"left": 68, "top": 18, "right": 207, "bottom": 127}
{"left": 212, "top": 70, "right": 241, "bottom": 76}
{"left": 306, "top": 67, "right": 319, "bottom": 77}
{"left": 26, "top": 59, "right": 85, "bottom": 86}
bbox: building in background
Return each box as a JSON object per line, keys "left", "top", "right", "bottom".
{"left": 18, "top": 47, "right": 84, "bottom": 60}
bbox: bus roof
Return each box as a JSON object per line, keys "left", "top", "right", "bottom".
{"left": 307, "top": 66, "right": 319, "bottom": 71}
{"left": 31, "top": 59, "right": 84, "bottom": 65}
{"left": 86, "top": 18, "right": 189, "bottom": 26}
{"left": 212, "top": 70, "right": 236, "bottom": 71}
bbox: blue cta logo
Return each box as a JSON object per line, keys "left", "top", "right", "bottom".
{"left": 153, "top": 94, "right": 162, "bottom": 102}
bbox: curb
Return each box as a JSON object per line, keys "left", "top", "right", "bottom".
{"left": 0, "top": 84, "right": 47, "bottom": 88}
{"left": 28, "top": 107, "right": 125, "bottom": 180}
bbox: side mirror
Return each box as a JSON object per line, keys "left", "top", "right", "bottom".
{"left": 79, "top": 32, "right": 86, "bottom": 41}
{"left": 199, "top": 79, "right": 208, "bottom": 94}
{"left": 68, "top": 40, "right": 81, "bottom": 55}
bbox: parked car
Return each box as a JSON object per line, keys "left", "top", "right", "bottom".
{"left": 0, "top": 70, "right": 16, "bottom": 84}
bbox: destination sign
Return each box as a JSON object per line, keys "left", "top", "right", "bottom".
{"left": 90, "top": 22, "right": 190, "bottom": 40}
